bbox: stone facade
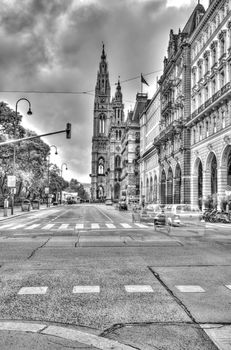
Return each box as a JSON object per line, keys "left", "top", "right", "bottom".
{"left": 152, "top": 3, "right": 206, "bottom": 205}
{"left": 139, "top": 88, "right": 161, "bottom": 205}
{"left": 90, "top": 46, "right": 126, "bottom": 201}
{"left": 120, "top": 93, "right": 148, "bottom": 203}
{"left": 187, "top": 0, "right": 231, "bottom": 209}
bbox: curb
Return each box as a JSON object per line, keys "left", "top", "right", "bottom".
{"left": 0, "top": 321, "right": 136, "bottom": 350}
{"left": 0, "top": 205, "right": 61, "bottom": 222}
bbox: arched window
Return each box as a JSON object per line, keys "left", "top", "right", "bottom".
{"left": 115, "top": 155, "right": 121, "bottom": 168}
{"left": 198, "top": 161, "right": 203, "bottom": 209}
{"left": 99, "top": 115, "right": 106, "bottom": 134}
{"left": 98, "top": 157, "right": 105, "bottom": 175}
{"left": 160, "top": 170, "right": 166, "bottom": 204}
{"left": 119, "top": 130, "right": 122, "bottom": 140}
{"left": 211, "top": 154, "right": 217, "bottom": 195}
{"left": 150, "top": 177, "right": 153, "bottom": 202}
{"left": 154, "top": 175, "right": 157, "bottom": 203}
{"left": 175, "top": 164, "right": 181, "bottom": 204}
{"left": 167, "top": 167, "right": 173, "bottom": 204}
{"left": 146, "top": 178, "right": 149, "bottom": 202}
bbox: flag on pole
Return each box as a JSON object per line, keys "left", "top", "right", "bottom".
{"left": 141, "top": 73, "right": 149, "bottom": 86}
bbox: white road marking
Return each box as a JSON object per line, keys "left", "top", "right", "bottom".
{"left": 72, "top": 286, "right": 100, "bottom": 293}
{"left": 41, "top": 224, "right": 55, "bottom": 230}
{"left": 105, "top": 223, "right": 116, "bottom": 229}
{"left": 201, "top": 324, "right": 231, "bottom": 350}
{"left": 91, "top": 223, "right": 100, "bottom": 229}
{"left": 125, "top": 285, "right": 154, "bottom": 293}
{"left": 75, "top": 224, "right": 84, "bottom": 229}
{"left": 0, "top": 224, "right": 15, "bottom": 229}
{"left": 176, "top": 285, "right": 205, "bottom": 293}
{"left": 24, "top": 224, "right": 40, "bottom": 230}
{"left": 18, "top": 286, "right": 48, "bottom": 295}
{"left": 225, "top": 285, "right": 231, "bottom": 290}
{"left": 0, "top": 322, "right": 46, "bottom": 333}
{"left": 58, "top": 224, "right": 69, "bottom": 230}
{"left": 95, "top": 206, "right": 113, "bottom": 222}
{"left": 134, "top": 223, "right": 149, "bottom": 228}
{"left": 10, "top": 224, "right": 27, "bottom": 230}
{"left": 42, "top": 325, "right": 135, "bottom": 349}
{"left": 120, "top": 223, "right": 132, "bottom": 228}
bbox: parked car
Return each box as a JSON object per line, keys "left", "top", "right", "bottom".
{"left": 164, "top": 204, "right": 203, "bottom": 227}
{"left": 105, "top": 199, "right": 113, "bottom": 205}
{"left": 118, "top": 200, "right": 127, "bottom": 210}
{"left": 21, "top": 199, "right": 31, "bottom": 212}
{"left": 140, "top": 204, "right": 165, "bottom": 222}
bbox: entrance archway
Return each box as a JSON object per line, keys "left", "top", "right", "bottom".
{"left": 160, "top": 170, "right": 166, "bottom": 204}
{"left": 198, "top": 160, "right": 203, "bottom": 209}
{"left": 174, "top": 164, "right": 181, "bottom": 204}
{"left": 114, "top": 182, "right": 120, "bottom": 200}
{"left": 211, "top": 154, "right": 217, "bottom": 195}
{"left": 167, "top": 167, "right": 173, "bottom": 204}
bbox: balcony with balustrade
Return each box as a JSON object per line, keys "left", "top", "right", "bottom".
{"left": 153, "top": 119, "right": 183, "bottom": 146}
{"left": 187, "top": 82, "right": 231, "bottom": 126}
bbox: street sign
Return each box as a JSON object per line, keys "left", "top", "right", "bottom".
{"left": 7, "top": 175, "right": 16, "bottom": 187}
{"left": 45, "top": 187, "right": 49, "bottom": 194}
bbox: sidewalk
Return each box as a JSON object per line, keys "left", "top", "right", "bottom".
{"left": 0, "top": 204, "right": 54, "bottom": 222}
{"left": 0, "top": 321, "right": 134, "bottom": 350}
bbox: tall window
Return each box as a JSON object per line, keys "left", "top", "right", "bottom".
{"left": 99, "top": 115, "right": 105, "bottom": 134}
{"left": 212, "top": 78, "right": 216, "bottom": 95}
{"left": 98, "top": 158, "right": 105, "bottom": 175}
{"left": 199, "top": 124, "right": 202, "bottom": 141}
{"left": 205, "top": 86, "right": 209, "bottom": 101}
{"left": 212, "top": 47, "right": 217, "bottom": 65}
{"left": 213, "top": 116, "right": 217, "bottom": 133}
{"left": 220, "top": 37, "right": 225, "bottom": 57}
{"left": 205, "top": 56, "right": 209, "bottom": 73}
{"left": 222, "top": 110, "right": 226, "bottom": 128}
{"left": 206, "top": 120, "right": 209, "bottom": 137}
{"left": 220, "top": 70, "right": 225, "bottom": 87}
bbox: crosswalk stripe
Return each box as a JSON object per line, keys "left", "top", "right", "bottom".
{"left": 18, "top": 286, "right": 48, "bottom": 295}
{"left": 75, "top": 224, "right": 84, "bottom": 229}
{"left": 41, "top": 224, "right": 55, "bottom": 230}
{"left": 10, "top": 224, "right": 27, "bottom": 230}
{"left": 134, "top": 223, "right": 149, "bottom": 228}
{"left": 91, "top": 223, "right": 100, "bottom": 229}
{"left": 0, "top": 224, "right": 15, "bottom": 229}
{"left": 58, "top": 224, "right": 69, "bottom": 230}
{"left": 120, "top": 223, "right": 132, "bottom": 228}
{"left": 25, "top": 224, "right": 40, "bottom": 230}
{"left": 106, "top": 223, "right": 116, "bottom": 229}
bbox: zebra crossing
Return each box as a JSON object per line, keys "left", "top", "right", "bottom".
{"left": 0, "top": 221, "right": 151, "bottom": 232}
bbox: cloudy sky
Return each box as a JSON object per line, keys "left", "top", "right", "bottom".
{"left": 0, "top": 0, "right": 209, "bottom": 183}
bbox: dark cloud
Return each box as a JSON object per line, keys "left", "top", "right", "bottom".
{"left": 0, "top": 0, "right": 207, "bottom": 182}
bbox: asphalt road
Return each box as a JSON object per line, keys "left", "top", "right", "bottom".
{"left": 0, "top": 204, "right": 231, "bottom": 349}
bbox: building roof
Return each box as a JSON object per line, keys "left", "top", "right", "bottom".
{"left": 182, "top": 3, "right": 205, "bottom": 36}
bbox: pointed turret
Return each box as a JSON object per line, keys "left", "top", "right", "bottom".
{"left": 115, "top": 78, "right": 122, "bottom": 102}
{"left": 95, "top": 44, "right": 111, "bottom": 99}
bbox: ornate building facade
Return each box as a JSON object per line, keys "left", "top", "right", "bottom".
{"left": 187, "top": 0, "right": 231, "bottom": 209}
{"left": 153, "top": 3, "right": 206, "bottom": 205}
{"left": 120, "top": 93, "right": 148, "bottom": 203}
{"left": 140, "top": 88, "right": 161, "bottom": 204}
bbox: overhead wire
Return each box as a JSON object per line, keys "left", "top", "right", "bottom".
{"left": 0, "top": 69, "right": 162, "bottom": 96}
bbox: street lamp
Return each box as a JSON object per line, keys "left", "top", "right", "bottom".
{"left": 60, "top": 163, "right": 68, "bottom": 204}
{"left": 46, "top": 145, "right": 58, "bottom": 207}
{"left": 11, "top": 98, "right": 32, "bottom": 215}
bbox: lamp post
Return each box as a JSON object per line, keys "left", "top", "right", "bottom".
{"left": 11, "top": 98, "right": 32, "bottom": 215}
{"left": 46, "top": 145, "right": 58, "bottom": 207}
{"left": 60, "top": 163, "right": 68, "bottom": 204}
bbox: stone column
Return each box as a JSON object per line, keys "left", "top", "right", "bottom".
{"left": 217, "top": 166, "right": 227, "bottom": 210}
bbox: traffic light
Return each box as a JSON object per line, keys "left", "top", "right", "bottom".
{"left": 66, "top": 123, "right": 71, "bottom": 139}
